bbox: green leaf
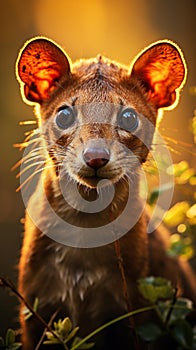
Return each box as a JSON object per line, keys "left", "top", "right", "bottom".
{"left": 53, "top": 321, "right": 59, "bottom": 330}
{"left": 138, "top": 277, "right": 175, "bottom": 303}
{"left": 163, "top": 201, "right": 190, "bottom": 227}
{"left": 23, "top": 297, "right": 39, "bottom": 321}
{"left": 60, "top": 317, "right": 73, "bottom": 335}
{"left": 5, "top": 329, "right": 15, "bottom": 346}
{"left": 148, "top": 183, "right": 174, "bottom": 206}
{"left": 77, "top": 343, "right": 95, "bottom": 349}
{"left": 148, "top": 189, "right": 159, "bottom": 206}
{"left": 136, "top": 322, "right": 162, "bottom": 342}
{"left": 45, "top": 331, "right": 55, "bottom": 340}
{"left": 9, "top": 343, "right": 22, "bottom": 350}
{"left": 176, "top": 168, "right": 195, "bottom": 185}
{"left": 170, "top": 319, "right": 193, "bottom": 349}
{"left": 157, "top": 300, "right": 171, "bottom": 323}
{"left": 32, "top": 297, "right": 39, "bottom": 312}
{"left": 168, "top": 234, "right": 193, "bottom": 258}
{"left": 167, "top": 161, "right": 189, "bottom": 177}
{"left": 43, "top": 339, "right": 60, "bottom": 345}
{"left": 0, "top": 337, "right": 5, "bottom": 347}
{"left": 65, "top": 327, "right": 79, "bottom": 343}
{"left": 168, "top": 298, "right": 193, "bottom": 324}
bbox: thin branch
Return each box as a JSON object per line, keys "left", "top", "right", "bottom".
{"left": 34, "top": 310, "right": 59, "bottom": 350}
{"left": 0, "top": 277, "right": 65, "bottom": 348}
{"left": 114, "top": 240, "right": 132, "bottom": 313}
{"left": 165, "top": 287, "right": 177, "bottom": 325}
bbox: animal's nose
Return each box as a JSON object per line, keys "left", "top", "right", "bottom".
{"left": 83, "top": 147, "right": 110, "bottom": 169}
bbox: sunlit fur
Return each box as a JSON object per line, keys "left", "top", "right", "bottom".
{"left": 16, "top": 37, "right": 195, "bottom": 350}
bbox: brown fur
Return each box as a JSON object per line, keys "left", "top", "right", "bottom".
{"left": 16, "top": 37, "right": 195, "bottom": 350}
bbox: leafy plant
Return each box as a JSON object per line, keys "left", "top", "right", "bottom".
{"left": 144, "top": 115, "right": 196, "bottom": 260}
{"left": 138, "top": 276, "right": 175, "bottom": 304}
{"left": 0, "top": 277, "right": 94, "bottom": 350}
{"left": 1, "top": 276, "right": 196, "bottom": 349}
{"left": 164, "top": 160, "right": 196, "bottom": 259}
{"left": 0, "top": 329, "right": 21, "bottom": 350}
{"left": 43, "top": 317, "right": 94, "bottom": 349}
{"left": 137, "top": 277, "right": 196, "bottom": 349}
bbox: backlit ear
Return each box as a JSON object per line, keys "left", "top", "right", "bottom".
{"left": 16, "top": 37, "right": 71, "bottom": 104}
{"left": 131, "top": 41, "right": 186, "bottom": 108}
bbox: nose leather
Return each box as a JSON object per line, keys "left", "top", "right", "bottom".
{"left": 83, "top": 147, "right": 110, "bottom": 169}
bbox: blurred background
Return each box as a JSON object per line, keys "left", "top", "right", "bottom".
{"left": 0, "top": 0, "right": 195, "bottom": 335}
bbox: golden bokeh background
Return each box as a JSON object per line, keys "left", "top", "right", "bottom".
{"left": 0, "top": 0, "right": 195, "bottom": 333}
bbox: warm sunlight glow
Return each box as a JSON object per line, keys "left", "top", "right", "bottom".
{"left": 34, "top": 0, "right": 155, "bottom": 62}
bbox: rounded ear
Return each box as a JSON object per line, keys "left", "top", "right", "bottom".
{"left": 131, "top": 41, "right": 187, "bottom": 109}
{"left": 16, "top": 37, "right": 71, "bottom": 104}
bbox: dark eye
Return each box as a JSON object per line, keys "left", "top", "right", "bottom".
{"left": 55, "top": 107, "right": 76, "bottom": 129}
{"left": 118, "top": 108, "right": 139, "bottom": 132}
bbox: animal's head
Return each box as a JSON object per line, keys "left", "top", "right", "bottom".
{"left": 16, "top": 37, "right": 186, "bottom": 189}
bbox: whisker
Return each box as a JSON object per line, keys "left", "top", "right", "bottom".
{"left": 16, "top": 163, "right": 55, "bottom": 192}
{"left": 11, "top": 159, "right": 24, "bottom": 172}
{"left": 13, "top": 128, "right": 42, "bottom": 148}
{"left": 19, "top": 120, "right": 37, "bottom": 126}
{"left": 23, "top": 154, "right": 45, "bottom": 165}
{"left": 16, "top": 166, "right": 44, "bottom": 192}
{"left": 55, "top": 81, "right": 66, "bottom": 92}
{"left": 11, "top": 146, "right": 46, "bottom": 171}
{"left": 13, "top": 137, "right": 43, "bottom": 150}
{"left": 22, "top": 146, "right": 47, "bottom": 161}
{"left": 163, "top": 136, "right": 195, "bottom": 156}
{"left": 16, "top": 160, "right": 45, "bottom": 178}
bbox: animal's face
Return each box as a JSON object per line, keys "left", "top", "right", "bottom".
{"left": 41, "top": 71, "right": 156, "bottom": 188}
{"left": 16, "top": 37, "right": 186, "bottom": 189}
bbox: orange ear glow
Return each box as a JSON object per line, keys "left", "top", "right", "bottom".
{"left": 131, "top": 41, "right": 187, "bottom": 109}
{"left": 16, "top": 37, "right": 71, "bottom": 104}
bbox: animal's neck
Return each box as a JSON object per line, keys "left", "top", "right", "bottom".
{"left": 26, "top": 163, "right": 149, "bottom": 276}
